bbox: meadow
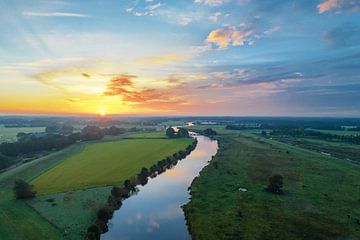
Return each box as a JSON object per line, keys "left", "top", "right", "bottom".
{"left": 0, "top": 129, "right": 193, "bottom": 239}
{"left": 32, "top": 138, "right": 192, "bottom": 194}
{"left": 0, "top": 125, "right": 45, "bottom": 143}
{"left": 184, "top": 128, "right": 360, "bottom": 240}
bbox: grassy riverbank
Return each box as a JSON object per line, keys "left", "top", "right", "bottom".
{"left": 184, "top": 131, "right": 360, "bottom": 240}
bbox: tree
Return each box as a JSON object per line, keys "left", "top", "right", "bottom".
{"left": 261, "top": 130, "right": 267, "bottom": 136}
{"left": 166, "top": 127, "right": 176, "bottom": 138}
{"left": 14, "top": 179, "right": 36, "bottom": 199}
{"left": 111, "top": 186, "right": 122, "bottom": 198}
{"left": 81, "top": 126, "right": 104, "bottom": 141}
{"left": 177, "top": 128, "right": 189, "bottom": 138}
{"left": 97, "top": 207, "right": 112, "bottom": 222}
{"left": 203, "top": 128, "right": 217, "bottom": 136}
{"left": 266, "top": 174, "right": 284, "bottom": 194}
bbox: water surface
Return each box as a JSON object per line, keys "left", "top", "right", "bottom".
{"left": 101, "top": 134, "right": 218, "bottom": 240}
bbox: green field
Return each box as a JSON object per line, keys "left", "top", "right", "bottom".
{"left": 0, "top": 129, "right": 193, "bottom": 239}
{"left": 184, "top": 131, "right": 360, "bottom": 240}
{"left": 125, "top": 130, "right": 167, "bottom": 139}
{"left": 0, "top": 144, "right": 83, "bottom": 240}
{"left": 307, "top": 128, "right": 360, "bottom": 136}
{"left": 0, "top": 125, "right": 45, "bottom": 143}
{"left": 32, "top": 138, "right": 193, "bottom": 195}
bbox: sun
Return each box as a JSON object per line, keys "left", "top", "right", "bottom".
{"left": 99, "top": 107, "right": 106, "bottom": 116}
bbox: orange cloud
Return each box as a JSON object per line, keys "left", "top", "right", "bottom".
{"left": 103, "top": 74, "right": 192, "bottom": 113}
{"left": 318, "top": 0, "right": 341, "bottom": 13}
{"left": 206, "top": 27, "right": 253, "bottom": 48}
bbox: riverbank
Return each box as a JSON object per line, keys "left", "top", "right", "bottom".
{"left": 184, "top": 133, "right": 360, "bottom": 240}
{"left": 101, "top": 135, "right": 218, "bottom": 240}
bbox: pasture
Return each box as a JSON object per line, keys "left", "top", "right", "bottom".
{"left": 32, "top": 138, "right": 193, "bottom": 194}
{"left": 184, "top": 132, "right": 360, "bottom": 240}
{"left": 0, "top": 125, "right": 45, "bottom": 143}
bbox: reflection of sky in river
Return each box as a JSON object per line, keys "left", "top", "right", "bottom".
{"left": 102, "top": 136, "right": 218, "bottom": 240}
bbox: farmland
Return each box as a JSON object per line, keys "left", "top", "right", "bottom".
{"left": 0, "top": 127, "right": 194, "bottom": 240}
{"left": 184, "top": 128, "right": 360, "bottom": 240}
{"left": 0, "top": 125, "right": 45, "bottom": 143}
{"left": 32, "top": 138, "right": 193, "bottom": 194}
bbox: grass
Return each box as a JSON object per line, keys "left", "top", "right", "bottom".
{"left": 32, "top": 138, "right": 193, "bottom": 195}
{"left": 26, "top": 186, "right": 111, "bottom": 240}
{"left": 184, "top": 132, "right": 360, "bottom": 240}
{"left": 0, "top": 144, "right": 83, "bottom": 240}
{"left": 0, "top": 130, "right": 193, "bottom": 239}
{"left": 0, "top": 125, "right": 45, "bottom": 143}
{"left": 307, "top": 128, "right": 360, "bottom": 136}
{"left": 272, "top": 136, "right": 360, "bottom": 163}
{"left": 125, "top": 130, "right": 167, "bottom": 139}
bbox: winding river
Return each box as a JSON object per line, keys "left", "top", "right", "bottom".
{"left": 101, "top": 134, "right": 218, "bottom": 240}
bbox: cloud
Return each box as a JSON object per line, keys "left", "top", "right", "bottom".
{"left": 146, "top": 3, "right": 161, "bottom": 11}
{"left": 206, "top": 26, "right": 253, "bottom": 48}
{"left": 318, "top": 0, "right": 360, "bottom": 13}
{"left": 324, "top": 23, "right": 360, "bottom": 49}
{"left": 23, "top": 12, "right": 89, "bottom": 17}
{"left": 195, "top": 0, "right": 225, "bottom": 6}
{"left": 103, "top": 73, "right": 191, "bottom": 112}
{"left": 209, "top": 12, "right": 221, "bottom": 22}
{"left": 82, "top": 73, "right": 91, "bottom": 78}
{"left": 103, "top": 74, "right": 136, "bottom": 96}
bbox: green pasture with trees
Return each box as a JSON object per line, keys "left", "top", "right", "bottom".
{"left": 184, "top": 131, "right": 360, "bottom": 240}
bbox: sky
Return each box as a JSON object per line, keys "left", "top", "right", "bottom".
{"left": 0, "top": 0, "right": 359, "bottom": 116}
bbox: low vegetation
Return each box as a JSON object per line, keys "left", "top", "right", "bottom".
{"left": 32, "top": 138, "right": 193, "bottom": 194}
{"left": 184, "top": 132, "right": 360, "bottom": 240}
{"left": 14, "top": 179, "right": 36, "bottom": 199}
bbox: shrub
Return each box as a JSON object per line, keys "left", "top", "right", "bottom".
{"left": 266, "top": 174, "right": 284, "bottom": 194}
{"left": 13, "top": 179, "right": 36, "bottom": 199}
{"left": 111, "top": 186, "right": 122, "bottom": 198}
{"left": 97, "top": 207, "right": 112, "bottom": 222}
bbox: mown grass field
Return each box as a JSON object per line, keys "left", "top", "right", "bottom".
{"left": 32, "top": 138, "right": 193, "bottom": 195}
{"left": 184, "top": 131, "right": 360, "bottom": 240}
{"left": 0, "top": 125, "right": 45, "bottom": 143}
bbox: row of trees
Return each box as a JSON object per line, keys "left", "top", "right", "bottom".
{"left": 85, "top": 139, "right": 198, "bottom": 240}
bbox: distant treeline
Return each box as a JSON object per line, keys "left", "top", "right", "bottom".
{"left": 85, "top": 139, "right": 198, "bottom": 240}
{"left": 225, "top": 124, "right": 261, "bottom": 130}
{"left": 0, "top": 125, "right": 126, "bottom": 171}
{"left": 270, "top": 128, "right": 360, "bottom": 144}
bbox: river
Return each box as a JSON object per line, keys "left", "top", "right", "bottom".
{"left": 101, "top": 134, "right": 218, "bottom": 240}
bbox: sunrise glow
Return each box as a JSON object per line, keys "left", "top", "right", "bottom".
{"left": 0, "top": 0, "right": 359, "bottom": 116}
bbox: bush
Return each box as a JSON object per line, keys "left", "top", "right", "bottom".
{"left": 97, "top": 207, "right": 112, "bottom": 222}
{"left": 14, "top": 179, "right": 36, "bottom": 199}
{"left": 266, "top": 174, "right": 284, "bottom": 194}
{"left": 111, "top": 186, "right": 122, "bottom": 198}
